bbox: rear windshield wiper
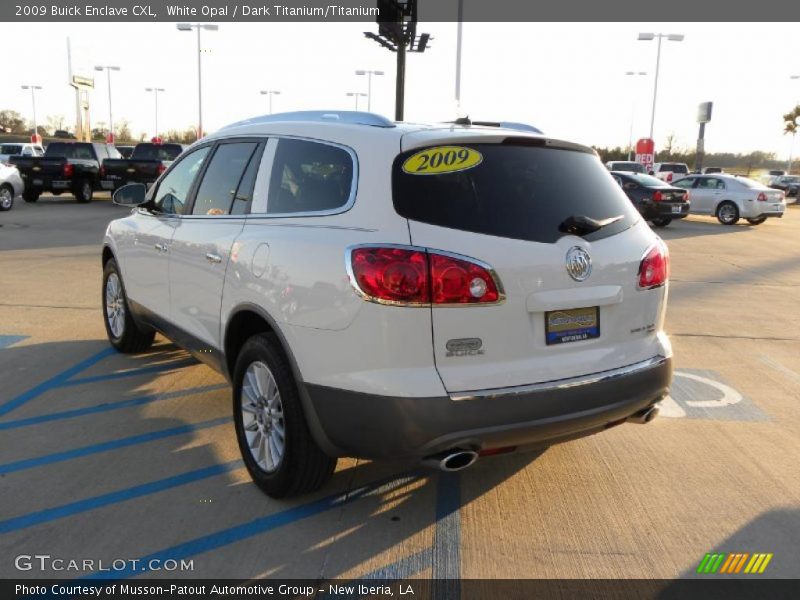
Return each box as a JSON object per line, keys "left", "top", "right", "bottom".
{"left": 559, "top": 214, "right": 624, "bottom": 237}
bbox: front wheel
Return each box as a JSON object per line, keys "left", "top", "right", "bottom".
{"left": 23, "top": 190, "right": 39, "bottom": 203}
{"left": 716, "top": 201, "right": 740, "bottom": 225}
{"left": 102, "top": 258, "right": 155, "bottom": 353}
{"left": 651, "top": 217, "right": 672, "bottom": 228}
{"left": 0, "top": 184, "right": 13, "bottom": 211}
{"left": 233, "top": 333, "right": 336, "bottom": 498}
{"left": 746, "top": 216, "right": 767, "bottom": 225}
{"left": 75, "top": 179, "right": 93, "bottom": 203}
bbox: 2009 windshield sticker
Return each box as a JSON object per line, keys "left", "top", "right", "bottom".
{"left": 402, "top": 146, "right": 483, "bottom": 175}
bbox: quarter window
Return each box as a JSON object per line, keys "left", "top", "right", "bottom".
{"left": 191, "top": 142, "right": 259, "bottom": 216}
{"left": 266, "top": 138, "right": 354, "bottom": 214}
{"left": 152, "top": 146, "right": 211, "bottom": 215}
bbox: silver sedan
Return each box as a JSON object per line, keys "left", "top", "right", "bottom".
{"left": 0, "top": 164, "right": 24, "bottom": 211}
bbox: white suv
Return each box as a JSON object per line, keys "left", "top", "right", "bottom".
{"left": 102, "top": 111, "right": 673, "bottom": 498}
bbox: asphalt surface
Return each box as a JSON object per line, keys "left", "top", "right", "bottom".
{"left": 1, "top": 193, "right": 799, "bottom": 582}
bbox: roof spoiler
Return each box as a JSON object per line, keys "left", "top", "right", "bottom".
{"left": 446, "top": 117, "right": 543, "bottom": 134}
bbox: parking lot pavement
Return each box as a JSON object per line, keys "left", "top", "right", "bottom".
{"left": 1, "top": 196, "right": 800, "bottom": 581}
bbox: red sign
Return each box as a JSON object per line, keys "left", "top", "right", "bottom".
{"left": 31, "top": 133, "right": 42, "bottom": 145}
{"left": 106, "top": 133, "right": 115, "bottom": 143}
{"left": 151, "top": 136, "right": 162, "bottom": 144}
{"left": 635, "top": 138, "right": 655, "bottom": 173}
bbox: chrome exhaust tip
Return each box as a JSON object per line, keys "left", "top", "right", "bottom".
{"left": 627, "top": 405, "right": 660, "bottom": 424}
{"left": 422, "top": 449, "right": 479, "bottom": 472}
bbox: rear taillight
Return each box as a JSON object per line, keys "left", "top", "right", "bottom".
{"left": 684, "top": 191, "right": 690, "bottom": 202}
{"left": 652, "top": 190, "right": 663, "bottom": 202}
{"left": 157, "top": 163, "right": 167, "bottom": 175}
{"left": 757, "top": 192, "right": 767, "bottom": 202}
{"left": 638, "top": 242, "right": 669, "bottom": 290}
{"left": 62, "top": 163, "right": 73, "bottom": 177}
{"left": 348, "top": 246, "right": 503, "bottom": 306}
{"left": 666, "top": 172, "right": 673, "bottom": 182}
{"left": 99, "top": 165, "right": 106, "bottom": 177}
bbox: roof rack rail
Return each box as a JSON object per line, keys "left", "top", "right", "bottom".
{"left": 445, "top": 119, "right": 543, "bottom": 134}
{"left": 221, "top": 110, "right": 396, "bottom": 130}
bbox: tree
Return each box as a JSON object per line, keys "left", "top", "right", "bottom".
{"left": 46, "top": 114, "right": 66, "bottom": 132}
{"left": 0, "top": 110, "right": 27, "bottom": 134}
{"left": 116, "top": 119, "right": 133, "bottom": 142}
{"left": 783, "top": 105, "right": 800, "bottom": 173}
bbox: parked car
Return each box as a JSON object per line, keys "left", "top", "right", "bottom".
{"left": 768, "top": 174, "right": 800, "bottom": 197}
{"left": 672, "top": 174, "right": 785, "bottom": 224}
{"left": 0, "top": 163, "right": 24, "bottom": 211}
{"left": 102, "top": 111, "right": 673, "bottom": 498}
{"left": 605, "top": 160, "right": 645, "bottom": 173}
{"left": 701, "top": 166, "right": 723, "bottom": 174}
{"left": 116, "top": 145, "right": 136, "bottom": 159}
{"left": 0, "top": 143, "right": 44, "bottom": 164}
{"left": 651, "top": 162, "right": 690, "bottom": 183}
{"left": 100, "top": 142, "right": 185, "bottom": 192}
{"left": 610, "top": 171, "right": 690, "bottom": 227}
{"left": 10, "top": 142, "right": 121, "bottom": 203}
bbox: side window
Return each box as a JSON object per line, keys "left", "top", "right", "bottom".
{"left": 191, "top": 142, "right": 258, "bottom": 216}
{"left": 152, "top": 146, "right": 211, "bottom": 216}
{"left": 22, "top": 147, "right": 32, "bottom": 156}
{"left": 673, "top": 177, "right": 695, "bottom": 189}
{"left": 34, "top": 147, "right": 43, "bottom": 156}
{"left": 230, "top": 148, "right": 261, "bottom": 216}
{"left": 266, "top": 138, "right": 354, "bottom": 215}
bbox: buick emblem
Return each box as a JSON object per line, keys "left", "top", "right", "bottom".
{"left": 565, "top": 246, "right": 592, "bottom": 282}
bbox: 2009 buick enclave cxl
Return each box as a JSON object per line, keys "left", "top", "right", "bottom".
{"left": 102, "top": 111, "right": 673, "bottom": 498}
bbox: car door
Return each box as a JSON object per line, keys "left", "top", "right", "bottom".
{"left": 168, "top": 140, "right": 263, "bottom": 351}
{"left": 119, "top": 145, "right": 211, "bottom": 317}
{"left": 673, "top": 176, "right": 702, "bottom": 212}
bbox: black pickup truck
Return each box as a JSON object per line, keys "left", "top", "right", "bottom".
{"left": 100, "top": 143, "right": 185, "bottom": 192}
{"left": 10, "top": 142, "right": 121, "bottom": 203}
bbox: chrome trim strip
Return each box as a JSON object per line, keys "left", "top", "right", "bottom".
{"left": 449, "top": 355, "right": 668, "bottom": 402}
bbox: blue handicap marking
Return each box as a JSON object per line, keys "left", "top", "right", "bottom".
{"left": 658, "top": 369, "right": 768, "bottom": 421}
{"left": 0, "top": 335, "right": 28, "bottom": 349}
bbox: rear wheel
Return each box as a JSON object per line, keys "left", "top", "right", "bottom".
{"left": 23, "top": 190, "right": 39, "bottom": 203}
{"left": 650, "top": 217, "right": 672, "bottom": 228}
{"left": 746, "top": 216, "right": 767, "bottom": 225}
{"left": 233, "top": 333, "right": 336, "bottom": 498}
{"left": 716, "top": 201, "right": 739, "bottom": 225}
{"left": 0, "top": 184, "right": 13, "bottom": 211}
{"left": 75, "top": 180, "right": 93, "bottom": 203}
{"left": 102, "top": 258, "right": 155, "bottom": 353}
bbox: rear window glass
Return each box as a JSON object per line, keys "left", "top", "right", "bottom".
{"left": 132, "top": 144, "right": 183, "bottom": 161}
{"left": 45, "top": 143, "right": 93, "bottom": 159}
{"left": 610, "top": 162, "right": 645, "bottom": 173}
{"left": 393, "top": 143, "right": 640, "bottom": 244}
{"left": 660, "top": 163, "right": 689, "bottom": 173}
{"left": 624, "top": 173, "right": 670, "bottom": 187}
{"left": 0, "top": 145, "right": 22, "bottom": 154}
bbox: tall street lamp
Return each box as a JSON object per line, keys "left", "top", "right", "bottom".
{"left": 20, "top": 85, "right": 42, "bottom": 143}
{"left": 355, "top": 69, "right": 384, "bottom": 111}
{"left": 144, "top": 87, "right": 165, "bottom": 140}
{"left": 94, "top": 65, "right": 120, "bottom": 141}
{"left": 625, "top": 71, "right": 647, "bottom": 160}
{"left": 259, "top": 90, "right": 281, "bottom": 115}
{"left": 346, "top": 92, "right": 367, "bottom": 110}
{"left": 638, "top": 32, "right": 684, "bottom": 141}
{"left": 177, "top": 23, "right": 218, "bottom": 138}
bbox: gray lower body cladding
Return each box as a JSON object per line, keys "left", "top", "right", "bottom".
{"left": 305, "top": 356, "right": 673, "bottom": 459}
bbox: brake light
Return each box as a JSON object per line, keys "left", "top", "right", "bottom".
{"left": 348, "top": 246, "right": 502, "bottom": 306}
{"left": 157, "top": 163, "right": 167, "bottom": 175}
{"left": 666, "top": 172, "right": 673, "bottom": 182}
{"left": 99, "top": 165, "right": 105, "bottom": 178}
{"left": 62, "top": 163, "right": 73, "bottom": 177}
{"left": 685, "top": 191, "right": 690, "bottom": 202}
{"left": 757, "top": 192, "right": 767, "bottom": 202}
{"left": 638, "top": 242, "right": 669, "bottom": 290}
{"left": 652, "top": 190, "right": 663, "bottom": 202}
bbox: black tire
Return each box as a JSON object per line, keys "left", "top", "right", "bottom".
{"left": 746, "top": 216, "right": 767, "bottom": 225}
{"left": 23, "top": 190, "right": 39, "bottom": 203}
{"left": 716, "top": 201, "right": 739, "bottom": 225}
{"left": 651, "top": 217, "right": 672, "bottom": 228}
{"left": 233, "top": 333, "right": 336, "bottom": 498}
{"left": 75, "top": 179, "right": 94, "bottom": 203}
{"left": 0, "top": 184, "right": 13, "bottom": 211}
{"left": 102, "top": 258, "right": 155, "bottom": 353}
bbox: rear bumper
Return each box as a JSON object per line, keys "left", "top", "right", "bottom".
{"left": 306, "top": 355, "right": 673, "bottom": 459}
{"left": 641, "top": 202, "right": 689, "bottom": 221}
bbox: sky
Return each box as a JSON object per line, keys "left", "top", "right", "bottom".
{"left": 1, "top": 21, "right": 798, "bottom": 157}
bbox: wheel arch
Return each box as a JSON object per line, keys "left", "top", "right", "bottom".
{"left": 224, "top": 303, "right": 342, "bottom": 457}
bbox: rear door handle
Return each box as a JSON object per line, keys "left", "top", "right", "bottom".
{"left": 205, "top": 253, "right": 222, "bottom": 264}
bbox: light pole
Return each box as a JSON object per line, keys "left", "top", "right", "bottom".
{"left": 625, "top": 71, "right": 647, "bottom": 160}
{"left": 94, "top": 65, "right": 120, "bottom": 141}
{"left": 259, "top": 90, "right": 281, "bottom": 115}
{"left": 355, "top": 69, "right": 384, "bottom": 111}
{"left": 145, "top": 87, "right": 165, "bottom": 140}
{"left": 346, "top": 92, "right": 368, "bottom": 110}
{"left": 20, "top": 85, "right": 42, "bottom": 143}
{"left": 638, "top": 32, "right": 684, "bottom": 141}
{"left": 177, "top": 23, "right": 218, "bottom": 139}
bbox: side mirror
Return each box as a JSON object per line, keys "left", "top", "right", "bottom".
{"left": 113, "top": 183, "right": 147, "bottom": 207}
